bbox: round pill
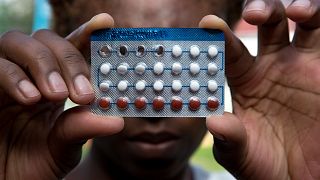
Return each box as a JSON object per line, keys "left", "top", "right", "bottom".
{"left": 135, "top": 80, "right": 146, "bottom": 92}
{"left": 153, "top": 62, "right": 165, "bottom": 75}
{"left": 172, "top": 80, "right": 182, "bottom": 92}
{"left": 118, "top": 45, "right": 129, "bottom": 57}
{"left": 172, "top": 45, "right": 182, "bottom": 58}
{"left": 99, "top": 80, "right": 112, "bottom": 92}
{"left": 136, "top": 45, "right": 146, "bottom": 57}
{"left": 134, "top": 96, "right": 147, "bottom": 110}
{"left": 189, "top": 63, "right": 200, "bottom": 75}
{"left": 172, "top": 62, "right": 182, "bottom": 75}
{"left": 99, "top": 45, "right": 112, "bottom": 58}
{"left": 207, "top": 97, "right": 219, "bottom": 110}
{"left": 153, "top": 96, "right": 165, "bottom": 111}
{"left": 189, "top": 80, "right": 200, "bottom": 92}
{"left": 208, "top": 80, "right": 218, "bottom": 92}
{"left": 154, "top": 45, "right": 165, "bottom": 57}
{"left": 117, "top": 97, "right": 129, "bottom": 110}
{"left": 135, "top": 62, "right": 147, "bottom": 75}
{"left": 190, "top": 45, "right": 200, "bottom": 58}
{"left": 117, "top": 80, "right": 129, "bottom": 92}
{"left": 117, "top": 63, "right": 129, "bottom": 75}
{"left": 153, "top": 80, "right": 164, "bottom": 92}
{"left": 100, "top": 63, "right": 112, "bottom": 75}
{"left": 207, "top": 63, "right": 218, "bottom": 75}
{"left": 189, "top": 97, "right": 201, "bottom": 111}
{"left": 99, "top": 97, "right": 112, "bottom": 110}
{"left": 208, "top": 45, "right": 218, "bottom": 58}
{"left": 171, "top": 96, "right": 183, "bottom": 111}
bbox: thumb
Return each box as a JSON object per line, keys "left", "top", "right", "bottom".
{"left": 48, "top": 106, "right": 124, "bottom": 177}
{"left": 206, "top": 113, "right": 248, "bottom": 177}
{"left": 66, "top": 13, "right": 114, "bottom": 52}
{"left": 199, "top": 15, "right": 255, "bottom": 86}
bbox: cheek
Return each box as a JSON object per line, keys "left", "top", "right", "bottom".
{"left": 173, "top": 118, "right": 207, "bottom": 142}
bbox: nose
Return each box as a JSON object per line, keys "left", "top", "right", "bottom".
{"left": 140, "top": 117, "right": 165, "bottom": 124}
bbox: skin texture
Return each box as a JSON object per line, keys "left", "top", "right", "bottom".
{"left": 0, "top": 0, "right": 319, "bottom": 180}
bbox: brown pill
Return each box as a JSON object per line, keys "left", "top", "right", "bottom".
{"left": 189, "top": 97, "right": 201, "bottom": 111}
{"left": 99, "top": 97, "right": 111, "bottom": 110}
{"left": 207, "top": 97, "right": 219, "bottom": 111}
{"left": 135, "top": 97, "right": 147, "bottom": 110}
{"left": 117, "top": 97, "right": 129, "bottom": 110}
{"left": 171, "top": 96, "right": 183, "bottom": 111}
{"left": 153, "top": 96, "right": 165, "bottom": 111}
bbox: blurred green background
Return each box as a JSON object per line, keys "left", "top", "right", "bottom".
{"left": 0, "top": 0, "right": 33, "bottom": 34}
{"left": 0, "top": 0, "right": 228, "bottom": 174}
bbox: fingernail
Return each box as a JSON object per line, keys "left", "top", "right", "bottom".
{"left": 48, "top": 71, "right": 68, "bottom": 93}
{"left": 291, "top": 0, "right": 310, "bottom": 7}
{"left": 245, "top": 0, "right": 266, "bottom": 11}
{"left": 18, "top": 80, "right": 40, "bottom": 98}
{"left": 74, "top": 74, "right": 94, "bottom": 95}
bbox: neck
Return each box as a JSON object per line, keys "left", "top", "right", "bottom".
{"left": 66, "top": 144, "right": 194, "bottom": 180}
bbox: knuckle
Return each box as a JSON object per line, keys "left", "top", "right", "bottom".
{"left": 62, "top": 48, "right": 85, "bottom": 65}
{"left": 33, "top": 49, "right": 55, "bottom": 64}
{"left": 0, "top": 62, "right": 22, "bottom": 81}
{"left": 0, "top": 30, "right": 22, "bottom": 41}
{"left": 0, "top": 30, "right": 23, "bottom": 57}
{"left": 31, "top": 29, "right": 54, "bottom": 38}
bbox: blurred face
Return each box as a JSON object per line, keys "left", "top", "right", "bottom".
{"left": 93, "top": 117, "right": 207, "bottom": 179}
{"left": 50, "top": 0, "right": 240, "bottom": 178}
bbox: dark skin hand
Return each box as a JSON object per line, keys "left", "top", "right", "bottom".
{"left": 0, "top": 0, "right": 320, "bottom": 180}
{"left": 0, "top": 14, "right": 124, "bottom": 180}
{"left": 204, "top": 0, "right": 320, "bottom": 179}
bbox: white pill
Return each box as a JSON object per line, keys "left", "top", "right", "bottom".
{"left": 100, "top": 63, "right": 112, "bottom": 75}
{"left": 190, "top": 80, "right": 200, "bottom": 92}
{"left": 208, "top": 45, "right": 218, "bottom": 58}
{"left": 153, "top": 80, "right": 164, "bottom": 92}
{"left": 207, "top": 63, "right": 218, "bottom": 75}
{"left": 117, "top": 80, "right": 129, "bottom": 92}
{"left": 189, "top": 63, "right": 200, "bottom": 75}
{"left": 172, "top": 80, "right": 182, "bottom": 92}
{"left": 172, "top": 62, "right": 182, "bottom": 75}
{"left": 208, "top": 80, "right": 218, "bottom": 92}
{"left": 190, "top": 45, "right": 200, "bottom": 58}
{"left": 135, "top": 80, "right": 146, "bottom": 91}
{"left": 135, "top": 63, "right": 147, "bottom": 75}
{"left": 153, "top": 62, "right": 165, "bottom": 75}
{"left": 99, "top": 81, "right": 112, "bottom": 92}
{"left": 117, "top": 63, "right": 129, "bottom": 75}
{"left": 172, "top": 45, "right": 182, "bottom": 58}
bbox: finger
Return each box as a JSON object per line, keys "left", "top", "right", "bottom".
{"left": 48, "top": 106, "right": 124, "bottom": 176}
{"left": 32, "top": 30, "right": 94, "bottom": 105}
{"left": 67, "top": 13, "right": 114, "bottom": 54}
{"left": 199, "top": 15, "right": 255, "bottom": 86}
{"left": 206, "top": 113, "right": 247, "bottom": 177}
{"left": 287, "top": 0, "right": 320, "bottom": 49}
{"left": 0, "top": 31, "right": 69, "bottom": 101}
{"left": 0, "top": 58, "right": 41, "bottom": 105}
{"left": 243, "top": 0, "right": 290, "bottom": 55}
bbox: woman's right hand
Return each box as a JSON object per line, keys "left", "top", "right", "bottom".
{"left": 0, "top": 13, "right": 124, "bottom": 180}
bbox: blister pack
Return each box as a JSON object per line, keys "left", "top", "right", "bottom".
{"left": 90, "top": 28, "right": 225, "bottom": 117}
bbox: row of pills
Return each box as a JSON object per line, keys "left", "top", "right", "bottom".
{"left": 100, "top": 62, "right": 219, "bottom": 76}
{"left": 98, "top": 96, "right": 220, "bottom": 111}
{"left": 99, "top": 44, "right": 219, "bottom": 59}
{"left": 99, "top": 80, "right": 219, "bottom": 93}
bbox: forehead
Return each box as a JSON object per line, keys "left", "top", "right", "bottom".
{"left": 61, "top": 0, "right": 228, "bottom": 27}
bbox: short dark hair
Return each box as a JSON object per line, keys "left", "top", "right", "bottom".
{"left": 49, "top": 0, "right": 244, "bottom": 36}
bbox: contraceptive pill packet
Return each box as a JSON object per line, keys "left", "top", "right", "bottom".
{"left": 91, "top": 28, "right": 225, "bottom": 117}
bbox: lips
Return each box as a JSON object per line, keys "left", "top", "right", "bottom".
{"left": 127, "top": 132, "right": 180, "bottom": 144}
{"left": 125, "top": 131, "right": 181, "bottom": 158}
